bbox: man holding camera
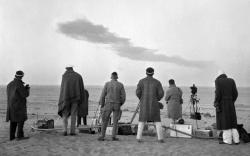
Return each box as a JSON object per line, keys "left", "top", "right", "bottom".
{"left": 6, "top": 70, "right": 30, "bottom": 141}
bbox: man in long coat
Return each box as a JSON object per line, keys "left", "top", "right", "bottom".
{"left": 98, "top": 72, "right": 126, "bottom": 141}
{"left": 165, "top": 79, "right": 183, "bottom": 122}
{"left": 77, "top": 89, "right": 89, "bottom": 126}
{"left": 136, "top": 67, "right": 164, "bottom": 143}
{"left": 58, "top": 66, "right": 84, "bottom": 136}
{"left": 214, "top": 71, "right": 239, "bottom": 144}
{"left": 6, "top": 70, "right": 30, "bottom": 141}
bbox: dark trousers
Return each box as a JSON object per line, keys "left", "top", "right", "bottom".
{"left": 77, "top": 116, "right": 87, "bottom": 126}
{"left": 10, "top": 121, "right": 24, "bottom": 140}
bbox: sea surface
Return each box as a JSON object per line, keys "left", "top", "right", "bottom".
{"left": 0, "top": 85, "right": 250, "bottom": 117}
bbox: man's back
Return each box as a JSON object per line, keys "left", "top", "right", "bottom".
{"left": 6, "top": 78, "right": 29, "bottom": 122}
{"left": 100, "top": 80, "right": 126, "bottom": 105}
{"left": 59, "top": 69, "right": 84, "bottom": 102}
{"left": 58, "top": 68, "right": 85, "bottom": 117}
{"left": 215, "top": 75, "right": 238, "bottom": 102}
{"left": 136, "top": 76, "right": 163, "bottom": 101}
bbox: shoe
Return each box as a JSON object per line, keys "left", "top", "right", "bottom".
{"left": 137, "top": 139, "right": 143, "bottom": 143}
{"left": 10, "top": 137, "right": 15, "bottom": 141}
{"left": 112, "top": 137, "right": 119, "bottom": 141}
{"left": 69, "top": 133, "right": 76, "bottom": 136}
{"left": 16, "top": 136, "right": 29, "bottom": 141}
{"left": 234, "top": 142, "right": 240, "bottom": 145}
{"left": 218, "top": 140, "right": 231, "bottom": 145}
{"left": 98, "top": 137, "right": 105, "bottom": 141}
{"left": 158, "top": 139, "right": 165, "bottom": 143}
{"left": 63, "top": 131, "right": 67, "bottom": 136}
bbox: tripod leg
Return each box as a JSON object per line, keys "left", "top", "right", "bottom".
{"left": 130, "top": 102, "right": 140, "bottom": 124}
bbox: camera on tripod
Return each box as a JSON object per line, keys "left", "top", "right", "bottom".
{"left": 190, "top": 84, "right": 197, "bottom": 95}
{"left": 190, "top": 84, "right": 201, "bottom": 120}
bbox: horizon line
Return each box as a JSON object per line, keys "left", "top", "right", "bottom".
{"left": 1, "top": 84, "right": 250, "bottom": 88}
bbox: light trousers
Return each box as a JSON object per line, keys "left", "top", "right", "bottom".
{"left": 62, "top": 102, "right": 78, "bottom": 134}
{"left": 223, "top": 128, "right": 239, "bottom": 144}
{"left": 136, "top": 122, "right": 163, "bottom": 140}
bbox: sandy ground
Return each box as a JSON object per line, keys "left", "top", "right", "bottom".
{"left": 0, "top": 110, "right": 250, "bottom": 156}
{"left": 0, "top": 131, "right": 250, "bottom": 156}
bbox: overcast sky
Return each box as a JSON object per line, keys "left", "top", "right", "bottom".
{"left": 0, "top": 0, "right": 249, "bottom": 87}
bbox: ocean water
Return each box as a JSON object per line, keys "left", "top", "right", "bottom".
{"left": 0, "top": 85, "right": 250, "bottom": 117}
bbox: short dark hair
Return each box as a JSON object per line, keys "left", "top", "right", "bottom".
{"left": 169, "top": 79, "right": 175, "bottom": 85}
{"left": 111, "top": 72, "right": 118, "bottom": 79}
{"left": 65, "top": 67, "right": 73, "bottom": 70}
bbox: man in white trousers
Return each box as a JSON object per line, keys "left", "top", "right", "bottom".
{"left": 214, "top": 70, "right": 239, "bottom": 145}
{"left": 136, "top": 67, "right": 164, "bottom": 143}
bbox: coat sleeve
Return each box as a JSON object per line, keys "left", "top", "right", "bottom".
{"left": 58, "top": 76, "right": 65, "bottom": 104}
{"left": 120, "top": 84, "right": 126, "bottom": 105}
{"left": 232, "top": 80, "right": 238, "bottom": 103}
{"left": 136, "top": 81, "right": 142, "bottom": 100}
{"left": 165, "top": 89, "right": 171, "bottom": 103}
{"left": 214, "top": 79, "right": 221, "bottom": 107}
{"left": 17, "top": 83, "right": 29, "bottom": 98}
{"left": 85, "top": 90, "right": 89, "bottom": 100}
{"left": 179, "top": 88, "right": 183, "bottom": 97}
{"left": 79, "top": 76, "right": 85, "bottom": 103}
{"left": 99, "top": 83, "right": 107, "bottom": 107}
{"left": 157, "top": 82, "right": 164, "bottom": 101}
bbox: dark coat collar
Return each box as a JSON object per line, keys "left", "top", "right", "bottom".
{"left": 14, "top": 78, "right": 24, "bottom": 84}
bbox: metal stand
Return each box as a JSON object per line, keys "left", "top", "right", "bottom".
{"left": 190, "top": 94, "right": 200, "bottom": 129}
{"left": 130, "top": 102, "right": 140, "bottom": 124}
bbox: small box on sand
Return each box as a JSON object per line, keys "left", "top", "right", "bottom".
{"left": 194, "top": 129, "right": 213, "bottom": 137}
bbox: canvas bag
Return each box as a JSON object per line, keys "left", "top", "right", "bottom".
{"left": 237, "top": 124, "right": 250, "bottom": 143}
{"left": 37, "top": 119, "right": 54, "bottom": 129}
{"left": 118, "top": 123, "right": 133, "bottom": 135}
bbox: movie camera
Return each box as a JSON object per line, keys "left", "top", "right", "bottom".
{"left": 190, "top": 84, "right": 201, "bottom": 120}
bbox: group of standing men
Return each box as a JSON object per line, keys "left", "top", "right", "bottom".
{"left": 97, "top": 67, "right": 183, "bottom": 142}
{"left": 6, "top": 66, "right": 240, "bottom": 144}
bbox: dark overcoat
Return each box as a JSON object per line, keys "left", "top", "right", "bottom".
{"left": 136, "top": 76, "right": 164, "bottom": 122}
{"left": 214, "top": 74, "right": 238, "bottom": 130}
{"left": 78, "top": 89, "right": 89, "bottom": 117}
{"left": 6, "top": 78, "right": 29, "bottom": 122}
{"left": 58, "top": 69, "right": 84, "bottom": 117}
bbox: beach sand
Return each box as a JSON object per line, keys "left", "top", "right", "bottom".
{"left": 0, "top": 106, "right": 250, "bottom": 156}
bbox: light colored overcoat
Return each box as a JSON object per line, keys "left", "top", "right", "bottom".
{"left": 165, "top": 84, "right": 183, "bottom": 120}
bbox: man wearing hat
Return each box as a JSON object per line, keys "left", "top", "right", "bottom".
{"left": 165, "top": 79, "right": 183, "bottom": 123}
{"left": 6, "top": 70, "right": 30, "bottom": 141}
{"left": 58, "top": 65, "right": 85, "bottom": 136}
{"left": 136, "top": 67, "right": 164, "bottom": 143}
{"left": 214, "top": 70, "right": 239, "bottom": 144}
{"left": 98, "top": 72, "right": 126, "bottom": 141}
